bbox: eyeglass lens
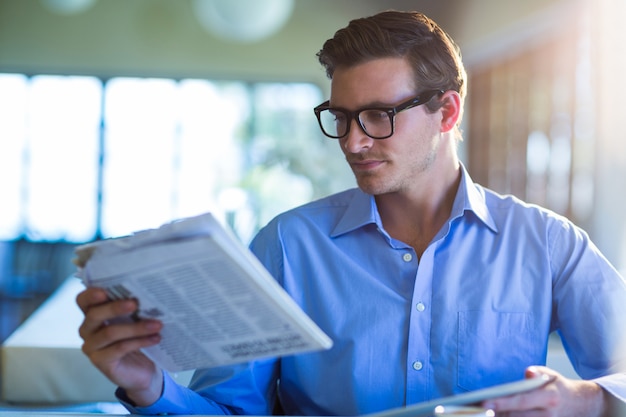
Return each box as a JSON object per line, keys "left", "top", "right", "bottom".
{"left": 318, "top": 109, "right": 391, "bottom": 139}
{"left": 315, "top": 90, "right": 443, "bottom": 139}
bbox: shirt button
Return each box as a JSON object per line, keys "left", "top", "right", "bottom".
{"left": 412, "top": 361, "right": 423, "bottom": 371}
{"left": 402, "top": 253, "right": 413, "bottom": 262}
{"left": 416, "top": 302, "right": 425, "bottom": 312}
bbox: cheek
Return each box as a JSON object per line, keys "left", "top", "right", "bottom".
{"left": 411, "top": 117, "right": 441, "bottom": 147}
{"left": 337, "top": 139, "right": 349, "bottom": 156}
{"left": 398, "top": 110, "right": 438, "bottom": 136}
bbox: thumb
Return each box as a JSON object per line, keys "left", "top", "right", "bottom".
{"left": 525, "top": 365, "right": 542, "bottom": 379}
{"left": 525, "top": 365, "right": 559, "bottom": 385}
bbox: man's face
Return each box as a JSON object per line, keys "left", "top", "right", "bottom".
{"left": 329, "top": 57, "right": 444, "bottom": 196}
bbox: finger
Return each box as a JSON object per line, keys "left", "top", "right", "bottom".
{"left": 82, "top": 319, "right": 162, "bottom": 356}
{"left": 484, "top": 368, "right": 561, "bottom": 413}
{"left": 525, "top": 365, "right": 554, "bottom": 380}
{"left": 87, "top": 332, "right": 162, "bottom": 371}
{"left": 78, "top": 298, "right": 138, "bottom": 340}
{"left": 76, "top": 287, "right": 109, "bottom": 314}
{"left": 485, "top": 385, "right": 559, "bottom": 412}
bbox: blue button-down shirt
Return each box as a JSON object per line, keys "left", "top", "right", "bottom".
{"left": 126, "top": 165, "right": 626, "bottom": 415}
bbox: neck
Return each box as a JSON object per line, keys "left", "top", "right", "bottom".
{"left": 375, "top": 160, "right": 462, "bottom": 258}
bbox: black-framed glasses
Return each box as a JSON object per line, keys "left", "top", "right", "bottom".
{"left": 313, "top": 89, "right": 444, "bottom": 140}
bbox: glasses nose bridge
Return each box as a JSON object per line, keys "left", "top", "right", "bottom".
{"left": 347, "top": 109, "right": 368, "bottom": 137}
{"left": 342, "top": 110, "right": 375, "bottom": 150}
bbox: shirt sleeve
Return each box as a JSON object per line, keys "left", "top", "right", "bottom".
{"left": 116, "top": 371, "right": 233, "bottom": 415}
{"left": 548, "top": 217, "right": 626, "bottom": 401}
{"left": 594, "top": 373, "right": 626, "bottom": 403}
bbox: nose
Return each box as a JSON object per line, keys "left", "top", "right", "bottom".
{"left": 341, "top": 118, "right": 374, "bottom": 154}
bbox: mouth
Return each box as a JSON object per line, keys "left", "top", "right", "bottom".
{"left": 348, "top": 158, "right": 384, "bottom": 172}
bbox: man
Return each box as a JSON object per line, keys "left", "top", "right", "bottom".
{"left": 77, "top": 10, "right": 626, "bottom": 416}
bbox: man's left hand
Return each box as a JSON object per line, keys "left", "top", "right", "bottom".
{"left": 482, "top": 366, "right": 609, "bottom": 417}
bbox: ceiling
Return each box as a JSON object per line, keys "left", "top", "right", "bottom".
{"left": 0, "top": 0, "right": 572, "bottom": 82}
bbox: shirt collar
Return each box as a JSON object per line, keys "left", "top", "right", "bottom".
{"left": 330, "top": 189, "right": 377, "bottom": 238}
{"left": 330, "top": 163, "right": 498, "bottom": 238}
{"left": 452, "top": 164, "right": 498, "bottom": 233}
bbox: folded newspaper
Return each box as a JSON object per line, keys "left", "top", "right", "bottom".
{"left": 74, "top": 213, "right": 333, "bottom": 372}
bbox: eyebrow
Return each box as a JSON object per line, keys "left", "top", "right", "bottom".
{"left": 328, "top": 98, "right": 403, "bottom": 111}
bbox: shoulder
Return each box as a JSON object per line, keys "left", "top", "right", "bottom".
{"left": 249, "top": 188, "right": 362, "bottom": 278}
{"left": 477, "top": 185, "right": 591, "bottom": 254}
{"left": 481, "top": 185, "right": 574, "bottom": 229}
{"left": 251, "top": 188, "right": 360, "bottom": 244}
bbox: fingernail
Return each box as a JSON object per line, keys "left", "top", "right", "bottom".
{"left": 122, "top": 300, "right": 136, "bottom": 311}
{"left": 145, "top": 321, "right": 161, "bottom": 331}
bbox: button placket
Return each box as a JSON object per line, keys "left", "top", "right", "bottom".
{"left": 406, "top": 245, "right": 436, "bottom": 403}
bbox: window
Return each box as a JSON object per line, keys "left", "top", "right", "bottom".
{"left": 0, "top": 74, "right": 353, "bottom": 245}
{"left": 465, "top": 7, "right": 594, "bottom": 229}
{"left": 0, "top": 74, "right": 101, "bottom": 242}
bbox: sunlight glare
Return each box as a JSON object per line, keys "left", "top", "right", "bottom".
{"left": 25, "top": 75, "right": 100, "bottom": 241}
{"left": 0, "top": 74, "right": 28, "bottom": 239}
{"left": 102, "top": 78, "right": 178, "bottom": 237}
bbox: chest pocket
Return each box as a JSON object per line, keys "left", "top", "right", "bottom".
{"left": 457, "top": 310, "right": 544, "bottom": 391}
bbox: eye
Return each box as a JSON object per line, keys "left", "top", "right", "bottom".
{"left": 330, "top": 110, "right": 347, "bottom": 123}
{"left": 361, "top": 110, "right": 389, "bottom": 124}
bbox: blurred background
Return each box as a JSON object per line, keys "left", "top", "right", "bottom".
{"left": 1, "top": 0, "right": 625, "bottom": 352}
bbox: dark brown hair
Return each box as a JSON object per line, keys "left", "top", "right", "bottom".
{"left": 317, "top": 10, "right": 467, "bottom": 112}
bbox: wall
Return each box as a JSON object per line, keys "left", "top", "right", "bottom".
{"left": 0, "top": 0, "right": 565, "bottom": 83}
{"left": 0, "top": 0, "right": 447, "bottom": 84}
{"left": 1, "top": 0, "right": 623, "bottom": 270}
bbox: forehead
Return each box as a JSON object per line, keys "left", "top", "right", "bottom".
{"left": 329, "top": 57, "right": 416, "bottom": 108}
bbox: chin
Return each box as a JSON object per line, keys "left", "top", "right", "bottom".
{"left": 356, "top": 180, "right": 388, "bottom": 196}
{"left": 358, "top": 179, "right": 407, "bottom": 197}
{"left": 353, "top": 170, "right": 396, "bottom": 196}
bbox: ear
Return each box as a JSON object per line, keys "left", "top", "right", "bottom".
{"left": 439, "top": 90, "right": 461, "bottom": 133}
